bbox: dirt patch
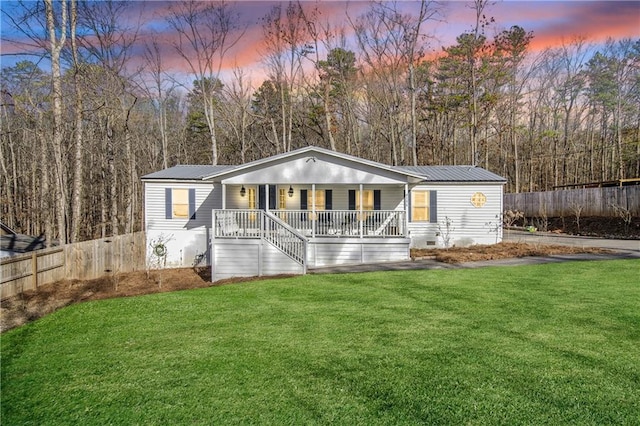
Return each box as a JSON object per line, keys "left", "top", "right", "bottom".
{"left": 412, "top": 242, "right": 610, "bottom": 264}
{"left": 0, "top": 242, "right": 611, "bottom": 333}
{"left": 0, "top": 268, "right": 294, "bottom": 333}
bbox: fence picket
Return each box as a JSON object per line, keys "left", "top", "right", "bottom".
{"left": 1, "top": 232, "right": 147, "bottom": 299}
{"left": 504, "top": 187, "right": 639, "bottom": 218}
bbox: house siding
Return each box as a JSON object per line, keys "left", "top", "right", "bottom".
{"left": 144, "top": 181, "right": 220, "bottom": 267}
{"left": 407, "top": 183, "right": 503, "bottom": 248}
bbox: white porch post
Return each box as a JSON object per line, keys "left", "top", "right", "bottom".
{"left": 359, "top": 183, "right": 363, "bottom": 238}
{"left": 311, "top": 183, "right": 316, "bottom": 238}
{"left": 404, "top": 183, "right": 409, "bottom": 236}
{"left": 222, "top": 184, "right": 226, "bottom": 209}
{"left": 265, "top": 184, "right": 269, "bottom": 213}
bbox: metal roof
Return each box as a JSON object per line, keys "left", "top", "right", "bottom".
{"left": 142, "top": 165, "right": 238, "bottom": 181}
{"left": 396, "top": 166, "right": 507, "bottom": 182}
{"left": 141, "top": 149, "right": 506, "bottom": 184}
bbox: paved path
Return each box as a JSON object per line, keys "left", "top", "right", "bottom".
{"left": 309, "top": 231, "right": 639, "bottom": 275}
{"left": 503, "top": 230, "right": 640, "bottom": 255}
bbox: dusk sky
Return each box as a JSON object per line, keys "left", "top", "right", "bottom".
{"left": 1, "top": 0, "right": 639, "bottom": 85}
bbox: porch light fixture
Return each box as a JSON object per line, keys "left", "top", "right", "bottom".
{"left": 288, "top": 185, "right": 294, "bottom": 197}
{"left": 240, "top": 185, "right": 246, "bottom": 197}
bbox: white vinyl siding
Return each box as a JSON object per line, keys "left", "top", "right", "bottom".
{"left": 145, "top": 182, "right": 220, "bottom": 231}
{"left": 407, "top": 183, "right": 503, "bottom": 248}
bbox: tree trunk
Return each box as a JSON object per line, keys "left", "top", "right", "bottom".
{"left": 70, "top": 0, "right": 83, "bottom": 242}
{"left": 45, "top": 0, "right": 68, "bottom": 243}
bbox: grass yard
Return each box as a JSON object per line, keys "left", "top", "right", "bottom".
{"left": 2, "top": 259, "right": 639, "bottom": 424}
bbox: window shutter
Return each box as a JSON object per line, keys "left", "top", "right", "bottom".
{"left": 188, "top": 188, "right": 196, "bottom": 219}
{"left": 300, "top": 190, "right": 308, "bottom": 210}
{"left": 430, "top": 190, "right": 438, "bottom": 223}
{"left": 325, "top": 190, "right": 332, "bottom": 210}
{"left": 348, "top": 190, "right": 356, "bottom": 210}
{"left": 258, "top": 185, "right": 266, "bottom": 210}
{"left": 165, "top": 188, "right": 172, "bottom": 219}
{"left": 373, "top": 190, "right": 381, "bottom": 210}
{"left": 407, "top": 189, "right": 412, "bottom": 222}
{"left": 269, "top": 185, "right": 277, "bottom": 210}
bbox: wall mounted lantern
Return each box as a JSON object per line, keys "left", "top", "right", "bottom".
{"left": 240, "top": 185, "right": 246, "bottom": 197}
{"left": 288, "top": 185, "right": 294, "bottom": 197}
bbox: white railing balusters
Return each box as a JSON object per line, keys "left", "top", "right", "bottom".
{"left": 214, "top": 209, "right": 407, "bottom": 240}
{"left": 263, "top": 212, "right": 306, "bottom": 267}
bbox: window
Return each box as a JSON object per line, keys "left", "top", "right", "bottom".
{"left": 172, "top": 189, "right": 189, "bottom": 218}
{"left": 248, "top": 187, "right": 256, "bottom": 209}
{"left": 307, "top": 190, "right": 326, "bottom": 211}
{"left": 279, "top": 188, "right": 287, "bottom": 210}
{"left": 165, "top": 188, "right": 195, "bottom": 220}
{"left": 348, "top": 189, "right": 380, "bottom": 211}
{"left": 411, "top": 190, "right": 430, "bottom": 222}
{"left": 356, "top": 190, "right": 374, "bottom": 211}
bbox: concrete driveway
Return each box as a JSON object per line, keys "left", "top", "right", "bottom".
{"left": 310, "top": 230, "right": 639, "bottom": 275}
{"left": 503, "top": 229, "right": 640, "bottom": 256}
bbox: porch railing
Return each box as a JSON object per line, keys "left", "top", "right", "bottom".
{"left": 213, "top": 209, "right": 307, "bottom": 268}
{"left": 213, "top": 209, "right": 263, "bottom": 238}
{"left": 214, "top": 209, "right": 406, "bottom": 239}
{"left": 263, "top": 212, "right": 307, "bottom": 267}
{"left": 276, "top": 210, "right": 406, "bottom": 238}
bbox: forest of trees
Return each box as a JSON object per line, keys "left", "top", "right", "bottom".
{"left": 1, "top": 0, "right": 639, "bottom": 244}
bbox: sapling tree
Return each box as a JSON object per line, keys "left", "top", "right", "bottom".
{"left": 570, "top": 202, "right": 584, "bottom": 233}
{"left": 437, "top": 216, "right": 455, "bottom": 248}
{"left": 485, "top": 213, "right": 503, "bottom": 243}
{"left": 147, "top": 234, "right": 172, "bottom": 288}
{"left": 610, "top": 203, "right": 633, "bottom": 234}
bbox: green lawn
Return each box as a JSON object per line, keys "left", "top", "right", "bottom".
{"left": 2, "top": 260, "right": 639, "bottom": 425}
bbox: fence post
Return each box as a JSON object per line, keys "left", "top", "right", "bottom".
{"left": 31, "top": 251, "right": 38, "bottom": 289}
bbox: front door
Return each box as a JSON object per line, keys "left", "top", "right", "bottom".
{"left": 258, "top": 185, "right": 277, "bottom": 211}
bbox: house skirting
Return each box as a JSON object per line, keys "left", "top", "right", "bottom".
{"left": 306, "top": 237, "right": 410, "bottom": 268}
{"left": 211, "top": 237, "right": 410, "bottom": 281}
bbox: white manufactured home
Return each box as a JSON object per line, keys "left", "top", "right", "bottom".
{"left": 142, "top": 146, "right": 506, "bottom": 281}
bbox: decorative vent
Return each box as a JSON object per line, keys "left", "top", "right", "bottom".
{"left": 471, "top": 192, "right": 487, "bottom": 208}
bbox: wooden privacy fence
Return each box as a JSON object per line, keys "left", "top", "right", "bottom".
{"left": 1, "top": 232, "right": 147, "bottom": 299}
{"left": 504, "top": 186, "right": 640, "bottom": 218}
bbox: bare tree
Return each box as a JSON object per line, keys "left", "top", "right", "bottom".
{"left": 381, "top": 0, "right": 440, "bottom": 166}
{"left": 219, "top": 67, "right": 254, "bottom": 163}
{"left": 44, "top": 0, "right": 69, "bottom": 243}
{"left": 142, "top": 38, "right": 177, "bottom": 170}
{"left": 69, "top": 0, "right": 84, "bottom": 242}
{"left": 260, "top": 1, "right": 316, "bottom": 153}
{"left": 167, "top": 0, "right": 243, "bottom": 165}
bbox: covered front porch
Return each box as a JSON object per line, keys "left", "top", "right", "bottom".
{"left": 204, "top": 148, "right": 423, "bottom": 280}
{"left": 211, "top": 201, "right": 411, "bottom": 281}
{"left": 216, "top": 182, "right": 409, "bottom": 238}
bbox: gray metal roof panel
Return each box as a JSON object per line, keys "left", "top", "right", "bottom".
{"left": 396, "top": 166, "right": 506, "bottom": 182}
{"left": 142, "top": 165, "right": 238, "bottom": 180}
